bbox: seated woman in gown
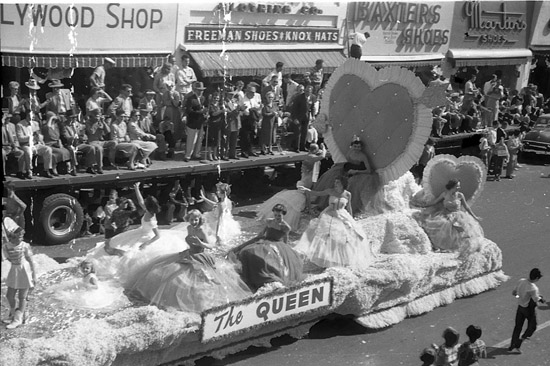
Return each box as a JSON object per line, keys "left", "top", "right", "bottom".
{"left": 87, "top": 182, "right": 188, "bottom": 282}
{"left": 127, "top": 210, "right": 251, "bottom": 313}
{"left": 414, "top": 179, "right": 484, "bottom": 254}
{"left": 296, "top": 176, "right": 375, "bottom": 269}
{"left": 257, "top": 143, "right": 326, "bottom": 231}
{"left": 313, "top": 136, "right": 378, "bottom": 215}
{"left": 232, "top": 204, "right": 305, "bottom": 292}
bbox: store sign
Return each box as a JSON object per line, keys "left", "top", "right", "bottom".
{"left": 185, "top": 26, "right": 339, "bottom": 44}
{"left": 0, "top": 3, "right": 177, "bottom": 53}
{"left": 214, "top": 3, "right": 324, "bottom": 15}
{"left": 352, "top": 2, "right": 454, "bottom": 54}
{"left": 463, "top": 1, "right": 526, "bottom": 44}
{"left": 201, "top": 278, "right": 333, "bottom": 343}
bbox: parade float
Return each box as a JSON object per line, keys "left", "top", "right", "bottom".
{"left": 1, "top": 59, "right": 507, "bottom": 366}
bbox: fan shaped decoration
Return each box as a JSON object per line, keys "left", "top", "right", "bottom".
{"left": 313, "top": 58, "right": 440, "bottom": 184}
{"left": 422, "top": 154, "right": 487, "bottom": 203}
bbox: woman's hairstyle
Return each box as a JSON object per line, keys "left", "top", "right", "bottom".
{"left": 465, "top": 325, "right": 482, "bottom": 342}
{"left": 272, "top": 203, "right": 287, "bottom": 215}
{"left": 335, "top": 175, "right": 348, "bottom": 189}
{"left": 216, "top": 182, "right": 231, "bottom": 196}
{"left": 90, "top": 87, "right": 101, "bottom": 96}
{"left": 185, "top": 209, "right": 204, "bottom": 225}
{"left": 144, "top": 196, "right": 161, "bottom": 214}
{"left": 265, "top": 91, "right": 275, "bottom": 98}
{"left": 442, "top": 327, "right": 460, "bottom": 347}
{"left": 79, "top": 260, "right": 96, "bottom": 273}
{"left": 445, "top": 178, "right": 460, "bottom": 190}
{"left": 350, "top": 135, "right": 364, "bottom": 147}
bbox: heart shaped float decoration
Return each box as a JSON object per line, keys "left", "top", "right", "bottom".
{"left": 422, "top": 154, "right": 487, "bottom": 203}
{"left": 314, "top": 59, "right": 444, "bottom": 184}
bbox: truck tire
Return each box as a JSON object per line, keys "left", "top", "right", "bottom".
{"left": 39, "top": 193, "right": 84, "bottom": 245}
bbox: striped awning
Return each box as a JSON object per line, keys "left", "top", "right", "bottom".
{"left": 190, "top": 50, "right": 346, "bottom": 77}
{"left": 446, "top": 49, "right": 533, "bottom": 67}
{"left": 1, "top": 53, "right": 168, "bottom": 69}
{"left": 360, "top": 54, "right": 444, "bottom": 68}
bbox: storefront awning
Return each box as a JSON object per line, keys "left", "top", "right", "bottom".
{"left": 1, "top": 53, "right": 168, "bottom": 69}
{"left": 190, "top": 50, "right": 346, "bottom": 77}
{"left": 446, "top": 49, "right": 533, "bottom": 67}
{"left": 360, "top": 54, "right": 444, "bottom": 68}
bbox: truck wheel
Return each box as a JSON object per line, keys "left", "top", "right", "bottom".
{"left": 39, "top": 193, "right": 84, "bottom": 245}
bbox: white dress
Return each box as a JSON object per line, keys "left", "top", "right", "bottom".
{"left": 203, "top": 197, "right": 241, "bottom": 246}
{"left": 295, "top": 195, "right": 375, "bottom": 269}
{"left": 87, "top": 215, "right": 188, "bottom": 282}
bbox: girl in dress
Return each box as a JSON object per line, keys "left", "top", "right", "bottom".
{"left": 296, "top": 176, "right": 375, "bottom": 269}
{"left": 259, "top": 91, "right": 279, "bottom": 155}
{"left": 2, "top": 218, "right": 36, "bottom": 329}
{"left": 416, "top": 179, "right": 484, "bottom": 253}
{"left": 233, "top": 204, "right": 305, "bottom": 292}
{"left": 257, "top": 143, "right": 326, "bottom": 231}
{"left": 201, "top": 183, "right": 241, "bottom": 246}
{"left": 87, "top": 182, "right": 188, "bottom": 282}
{"left": 46, "top": 260, "right": 127, "bottom": 310}
{"left": 128, "top": 210, "right": 251, "bottom": 313}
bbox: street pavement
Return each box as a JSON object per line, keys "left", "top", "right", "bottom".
{"left": 33, "top": 160, "right": 550, "bottom": 366}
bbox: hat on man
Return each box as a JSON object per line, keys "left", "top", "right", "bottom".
{"left": 48, "top": 79, "right": 64, "bottom": 88}
{"left": 145, "top": 89, "right": 156, "bottom": 95}
{"left": 247, "top": 81, "right": 260, "bottom": 89}
{"left": 25, "top": 79, "right": 40, "bottom": 90}
{"left": 192, "top": 81, "right": 206, "bottom": 90}
{"left": 104, "top": 57, "right": 116, "bottom": 65}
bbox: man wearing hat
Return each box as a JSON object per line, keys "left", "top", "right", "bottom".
{"left": 22, "top": 79, "right": 47, "bottom": 121}
{"left": 262, "top": 61, "right": 284, "bottom": 89}
{"left": 44, "top": 79, "right": 76, "bottom": 118}
{"left": 90, "top": 57, "right": 115, "bottom": 89}
{"left": 183, "top": 81, "right": 207, "bottom": 162}
{"left": 7, "top": 81, "right": 24, "bottom": 116}
{"left": 138, "top": 90, "right": 157, "bottom": 120}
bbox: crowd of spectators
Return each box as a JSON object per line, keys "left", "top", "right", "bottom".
{"left": 3, "top": 54, "right": 328, "bottom": 180}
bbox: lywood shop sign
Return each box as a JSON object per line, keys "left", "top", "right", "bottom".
{"left": 201, "top": 278, "right": 333, "bottom": 342}
{"left": 0, "top": 3, "right": 177, "bottom": 53}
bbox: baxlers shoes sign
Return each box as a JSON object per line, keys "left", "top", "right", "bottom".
{"left": 201, "top": 278, "right": 333, "bottom": 343}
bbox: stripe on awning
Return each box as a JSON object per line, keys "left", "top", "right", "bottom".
{"left": 1, "top": 53, "right": 168, "bottom": 69}
{"left": 190, "top": 50, "right": 346, "bottom": 77}
{"left": 360, "top": 54, "right": 444, "bottom": 68}
{"left": 446, "top": 49, "right": 532, "bottom": 67}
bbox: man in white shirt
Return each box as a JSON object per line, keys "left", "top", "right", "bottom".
{"left": 283, "top": 75, "right": 300, "bottom": 109}
{"left": 176, "top": 54, "right": 197, "bottom": 97}
{"left": 509, "top": 268, "right": 546, "bottom": 354}
{"left": 90, "top": 57, "right": 115, "bottom": 89}
{"left": 262, "top": 61, "right": 284, "bottom": 89}
{"left": 239, "top": 84, "right": 262, "bottom": 158}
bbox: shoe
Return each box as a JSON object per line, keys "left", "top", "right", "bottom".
{"left": 86, "top": 167, "right": 97, "bottom": 175}
{"left": 25, "top": 172, "right": 33, "bottom": 180}
{"left": 240, "top": 153, "right": 249, "bottom": 159}
{"left": 268, "top": 151, "right": 275, "bottom": 155}
{"left": 229, "top": 156, "right": 240, "bottom": 160}
{"left": 16, "top": 172, "right": 26, "bottom": 180}
{"left": 96, "top": 169, "right": 104, "bottom": 175}
{"left": 260, "top": 151, "right": 266, "bottom": 155}
{"left": 2, "top": 308, "right": 15, "bottom": 324}
{"left": 70, "top": 169, "right": 77, "bottom": 176}
{"left": 41, "top": 171, "right": 53, "bottom": 178}
{"left": 127, "top": 163, "right": 136, "bottom": 171}
{"left": 6, "top": 310, "right": 23, "bottom": 329}
{"left": 183, "top": 157, "right": 190, "bottom": 162}
{"left": 521, "top": 336, "right": 530, "bottom": 341}
{"left": 222, "top": 157, "right": 230, "bottom": 161}
{"left": 50, "top": 169, "right": 59, "bottom": 177}
{"left": 249, "top": 152, "right": 259, "bottom": 157}
{"left": 516, "top": 164, "right": 523, "bottom": 168}
{"left": 495, "top": 177, "right": 501, "bottom": 181}
{"left": 505, "top": 175, "right": 515, "bottom": 179}
{"left": 509, "top": 348, "right": 522, "bottom": 354}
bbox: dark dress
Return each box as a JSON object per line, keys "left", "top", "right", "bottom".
{"left": 238, "top": 226, "right": 304, "bottom": 291}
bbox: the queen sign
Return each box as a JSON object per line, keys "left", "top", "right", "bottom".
{"left": 201, "top": 277, "right": 333, "bottom": 343}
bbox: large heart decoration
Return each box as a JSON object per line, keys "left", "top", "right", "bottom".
{"left": 314, "top": 59, "right": 435, "bottom": 184}
{"left": 422, "top": 154, "right": 487, "bottom": 203}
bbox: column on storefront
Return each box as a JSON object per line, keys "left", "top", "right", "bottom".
{"left": 347, "top": 1, "right": 455, "bottom": 85}
{"left": 177, "top": 3, "right": 348, "bottom": 91}
{"left": 444, "top": 1, "right": 534, "bottom": 95}
{"left": 528, "top": 1, "right": 550, "bottom": 98}
{"left": 0, "top": 3, "right": 178, "bottom": 108}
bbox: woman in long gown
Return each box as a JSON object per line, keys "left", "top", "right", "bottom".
{"left": 201, "top": 183, "right": 241, "bottom": 246}
{"left": 87, "top": 182, "right": 188, "bottom": 282}
{"left": 415, "top": 179, "right": 484, "bottom": 254}
{"left": 233, "top": 204, "right": 305, "bottom": 292}
{"left": 257, "top": 143, "right": 326, "bottom": 231}
{"left": 313, "top": 137, "right": 378, "bottom": 215}
{"left": 128, "top": 210, "right": 251, "bottom": 313}
{"left": 296, "top": 176, "right": 375, "bottom": 269}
